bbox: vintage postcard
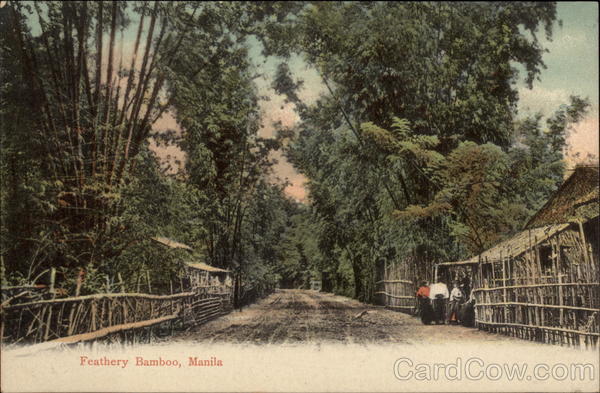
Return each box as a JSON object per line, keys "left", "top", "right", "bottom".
{"left": 1, "top": 1, "right": 598, "bottom": 392}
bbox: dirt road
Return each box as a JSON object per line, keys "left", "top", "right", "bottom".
{"left": 172, "top": 289, "right": 523, "bottom": 345}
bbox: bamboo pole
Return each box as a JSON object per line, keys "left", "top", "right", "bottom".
{"left": 474, "top": 302, "right": 598, "bottom": 312}
{"left": 99, "top": 298, "right": 106, "bottom": 329}
{"left": 555, "top": 238, "right": 565, "bottom": 326}
{"left": 501, "top": 251, "right": 508, "bottom": 329}
{"left": 44, "top": 308, "right": 59, "bottom": 341}
{"left": 4, "top": 291, "right": 197, "bottom": 310}
{"left": 577, "top": 220, "right": 591, "bottom": 266}
{"left": 107, "top": 298, "right": 113, "bottom": 327}
{"left": 475, "top": 321, "right": 599, "bottom": 337}
{"left": 49, "top": 268, "right": 56, "bottom": 297}
{"left": 169, "top": 280, "right": 174, "bottom": 335}
{"left": 35, "top": 306, "right": 47, "bottom": 342}
{"left": 534, "top": 242, "right": 544, "bottom": 327}
{"left": 472, "top": 282, "right": 599, "bottom": 292}
{"left": 118, "top": 273, "right": 125, "bottom": 293}
{"left": 374, "top": 279, "right": 413, "bottom": 284}
{"left": 68, "top": 301, "right": 81, "bottom": 335}
{"left": 66, "top": 276, "right": 80, "bottom": 336}
{"left": 91, "top": 300, "right": 97, "bottom": 331}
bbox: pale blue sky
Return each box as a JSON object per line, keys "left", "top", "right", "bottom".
{"left": 517, "top": 2, "right": 598, "bottom": 114}
{"left": 514, "top": 2, "right": 598, "bottom": 169}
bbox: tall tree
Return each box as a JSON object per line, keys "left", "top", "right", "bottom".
{"left": 263, "top": 2, "right": 583, "bottom": 301}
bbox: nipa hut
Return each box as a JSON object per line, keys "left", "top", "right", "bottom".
{"left": 437, "top": 167, "right": 599, "bottom": 348}
{"left": 151, "top": 237, "right": 233, "bottom": 297}
{"left": 185, "top": 262, "right": 232, "bottom": 296}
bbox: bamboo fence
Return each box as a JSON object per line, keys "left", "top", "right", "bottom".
{"left": 1, "top": 287, "right": 233, "bottom": 346}
{"left": 470, "top": 224, "right": 599, "bottom": 348}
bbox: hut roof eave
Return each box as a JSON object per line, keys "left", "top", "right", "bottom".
{"left": 440, "top": 223, "right": 570, "bottom": 266}
{"left": 151, "top": 236, "right": 193, "bottom": 251}
{"left": 185, "top": 262, "right": 230, "bottom": 273}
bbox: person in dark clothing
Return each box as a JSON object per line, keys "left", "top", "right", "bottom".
{"left": 459, "top": 298, "right": 476, "bottom": 327}
{"left": 429, "top": 282, "right": 449, "bottom": 324}
{"left": 416, "top": 281, "right": 433, "bottom": 324}
{"left": 416, "top": 281, "right": 430, "bottom": 312}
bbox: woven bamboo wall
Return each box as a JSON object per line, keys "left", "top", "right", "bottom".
{"left": 375, "top": 257, "right": 421, "bottom": 313}
{"left": 473, "top": 225, "right": 599, "bottom": 348}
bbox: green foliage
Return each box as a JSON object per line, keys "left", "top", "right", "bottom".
{"left": 264, "top": 2, "right": 590, "bottom": 303}
{"left": 396, "top": 95, "right": 590, "bottom": 254}
{"left": 1, "top": 1, "right": 304, "bottom": 298}
{"left": 262, "top": 2, "right": 558, "bottom": 147}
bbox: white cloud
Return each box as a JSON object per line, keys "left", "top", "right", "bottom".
{"left": 517, "top": 86, "right": 571, "bottom": 116}
{"left": 517, "top": 86, "right": 599, "bottom": 167}
{"left": 548, "top": 30, "right": 588, "bottom": 49}
{"left": 565, "top": 109, "right": 600, "bottom": 167}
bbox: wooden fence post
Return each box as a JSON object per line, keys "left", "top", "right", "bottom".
{"left": 49, "top": 268, "right": 56, "bottom": 298}
{"left": 169, "top": 281, "right": 174, "bottom": 335}
{"left": 75, "top": 269, "right": 84, "bottom": 296}
{"left": 146, "top": 271, "right": 152, "bottom": 294}
{"left": 577, "top": 220, "right": 591, "bottom": 266}
{"left": 501, "top": 251, "right": 508, "bottom": 334}
{"left": 118, "top": 273, "right": 125, "bottom": 293}
{"left": 555, "top": 238, "right": 564, "bottom": 327}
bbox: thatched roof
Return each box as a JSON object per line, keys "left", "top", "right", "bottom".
{"left": 186, "top": 262, "right": 230, "bottom": 273}
{"left": 151, "top": 236, "right": 193, "bottom": 251}
{"left": 438, "top": 223, "right": 570, "bottom": 266}
{"left": 525, "top": 166, "right": 599, "bottom": 229}
{"left": 440, "top": 167, "right": 598, "bottom": 268}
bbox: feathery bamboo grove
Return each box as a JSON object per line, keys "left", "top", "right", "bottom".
{"left": 4, "top": 2, "right": 198, "bottom": 272}
{"left": 1, "top": 1, "right": 307, "bottom": 298}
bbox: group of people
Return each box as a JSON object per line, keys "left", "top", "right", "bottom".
{"left": 415, "top": 280, "right": 474, "bottom": 326}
